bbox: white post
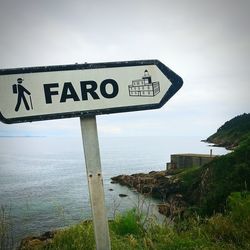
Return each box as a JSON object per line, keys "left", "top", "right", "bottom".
{"left": 80, "top": 116, "right": 111, "bottom": 250}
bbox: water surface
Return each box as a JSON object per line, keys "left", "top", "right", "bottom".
{"left": 0, "top": 136, "right": 228, "bottom": 245}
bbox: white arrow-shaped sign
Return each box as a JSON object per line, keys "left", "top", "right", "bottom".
{"left": 0, "top": 60, "right": 183, "bottom": 124}
{"left": 0, "top": 59, "right": 183, "bottom": 250}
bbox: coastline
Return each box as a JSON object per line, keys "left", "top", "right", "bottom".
{"left": 111, "top": 169, "right": 190, "bottom": 218}
{"left": 201, "top": 139, "right": 234, "bottom": 150}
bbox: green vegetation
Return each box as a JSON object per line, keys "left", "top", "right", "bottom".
{"left": 173, "top": 166, "right": 202, "bottom": 192}
{"left": 196, "top": 136, "right": 250, "bottom": 215}
{"left": 19, "top": 114, "right": 250, "bottom": 249}
{"left": 45, "top": 222, "right": 95, "bottom": 250}
{"left": 207, "top": 113, "right": 250, "bottom": 148}
{"left": 111, "top": 209, "right": 144, "bottom": 236}
{"left": 21, "top": 192, "right": 250, "bottom": 249}
{"left": 159, "top": 135, "right": 250, "bottom": 217}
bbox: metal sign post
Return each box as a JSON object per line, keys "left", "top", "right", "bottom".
{"left": 80, "top": 116, "right": 111, "bottom": 250}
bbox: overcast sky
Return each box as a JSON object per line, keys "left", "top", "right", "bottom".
{"left": 0, "top": 0, "right": 249, "bottom": 138}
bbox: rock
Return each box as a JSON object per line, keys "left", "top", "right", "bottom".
{"left": 119, "top": 194, "right": 128, "bottom": 197}
{"left": 111, "top": 169, "right": 188, "bottom": 218}
{"left": 18, "top": 231, "right": 56, "bottom": 250}
{"left": 158, "top": 203, "right": 170, "bottom": 216}
{"left": 141, "top": 185, "right": 152, "bottom": 194}
{"left": 157, "top": 194, "right": 187, "bottom": 218}
{"left": 109, "top": 188, "right": 114, "bottom": 191}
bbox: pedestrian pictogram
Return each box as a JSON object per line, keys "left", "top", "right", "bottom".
{"left": 12, "top": 78, "right": 33, "bottom": 112}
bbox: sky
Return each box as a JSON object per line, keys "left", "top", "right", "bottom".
{"left": 0, "top": 0, "right": 249, "bottom": 138}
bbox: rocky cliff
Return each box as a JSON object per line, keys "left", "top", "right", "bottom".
{"left": 111, "top": 169, "right": 192, "bottom": 217}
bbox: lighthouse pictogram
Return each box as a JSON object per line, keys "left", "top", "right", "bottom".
{"left": 128, "top": 70, "right": 160, "bottom": 97}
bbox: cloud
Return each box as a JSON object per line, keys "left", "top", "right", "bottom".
{"left": 0, "top": 0, "right": 249, "bottom": 137}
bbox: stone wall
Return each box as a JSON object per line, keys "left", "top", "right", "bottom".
{"left": 167, "top": 153, "right": 216, "bottom": 169}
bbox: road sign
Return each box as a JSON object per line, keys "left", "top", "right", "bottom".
{"left": 0, "top": 59, "right": 183, "bottom": 250}
{"left": 0, "top": 60, "right": 183, "bottom": 124}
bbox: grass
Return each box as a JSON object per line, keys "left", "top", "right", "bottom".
{"left": 19, "top": 192, "right": 250, "bottom": 250}
{"left": 46, "top": 221, "right": 95, "bottom": 250}
{"left": 111, "top": 208, "right": 144, "bottom": 236}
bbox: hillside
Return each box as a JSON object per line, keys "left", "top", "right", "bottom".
{"left": 112, "top": 114, "right": 250, "bottom": 216}
{"left": 206, "top": 113, "right": 250, "bottom": 149}
{"left": 112, "top": 138, "right": 250, "bottom": 217}
{"left": 188, "top": 136, "right": 250, "bottom": 215}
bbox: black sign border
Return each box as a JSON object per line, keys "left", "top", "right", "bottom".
{"left": 0, "top": 59, "right": 183, "bottom": 124}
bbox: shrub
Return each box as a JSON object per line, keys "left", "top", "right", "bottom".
{"left": 45, "top": 221, "right": 95, "bottom": 250}
{"left": 227, "top": 192, "right": 250, "bottom": 224}
{"left": 111, "top": 209, "right": 144, "bottom": 237}
{"left": 204, "top": 192, "right": 250, "bottom": 248}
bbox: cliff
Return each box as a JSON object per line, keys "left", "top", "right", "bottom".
{"left": 111, "top": 167, "right": 201, "bottom": 217}
{"left": 206, "top": 113, "right": 250, "bottom": 149}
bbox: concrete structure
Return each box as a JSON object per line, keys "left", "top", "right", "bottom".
{"left": 166, "top": 152, "right": 217, "bottom": 170}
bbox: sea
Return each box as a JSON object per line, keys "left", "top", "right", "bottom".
{"left": 0, "top": 136, "right": 228, "bottom": 247}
